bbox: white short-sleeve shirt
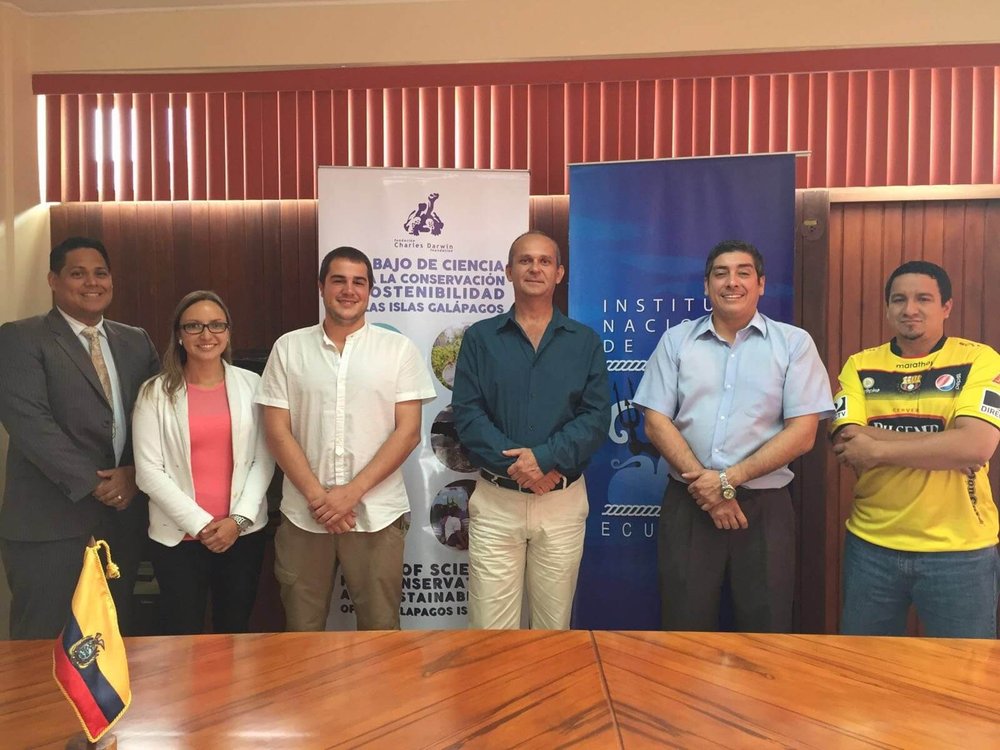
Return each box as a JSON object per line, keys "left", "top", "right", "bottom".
{"left": 256, "top": 322, "right": 437, "bottom": 533}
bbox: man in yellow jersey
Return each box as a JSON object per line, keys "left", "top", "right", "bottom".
{"left": 832, "top": 261, "right": 1000, "bottom": 638}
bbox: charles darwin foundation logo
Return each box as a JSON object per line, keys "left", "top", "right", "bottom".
{"left": 403, "top": 192, "right": 445, "bottom": 236}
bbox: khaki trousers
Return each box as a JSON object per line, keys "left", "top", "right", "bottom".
{"left": 468, "top": 476, "right": 589, "bottom": 630}
{"left": 274, "top": 514, "right": 408, "bottom": 631}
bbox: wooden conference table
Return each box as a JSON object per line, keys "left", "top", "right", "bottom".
{"left": 0, "top": 630, "right": 996, "bottom": 749}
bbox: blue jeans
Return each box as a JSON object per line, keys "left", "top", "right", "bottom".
{"left": 841, "top": 531, "right": 999, "bottom": 638}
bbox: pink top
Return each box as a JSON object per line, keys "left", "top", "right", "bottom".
{"left": 187, "top": 382, "right": 234, "bottom": 534}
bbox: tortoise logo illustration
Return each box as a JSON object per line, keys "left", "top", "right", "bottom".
{"left": 69, "top": 633, "right": 106, "bottom": 669}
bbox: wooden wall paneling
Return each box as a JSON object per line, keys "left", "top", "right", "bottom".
{"left": 942, "top": 201, "right": 969, "bottom": 335}
{"left": 49, "top": 201, "right": 68, "bottom": 244}
{"left": 297, "top": 202, "right": 319, "bottom": 328}
{"left": 278, "top": 200, "right": 302, "bottom": 333}
{"left": 207, "top": 202, "right": 230, "bottom": 311}
{"left": 188, "top": 202, "right": 212, "bottom": 335}
{"left": 130, "top": 203, "right": 158, "bottom": 340}
{"left": 99, "top": 202, "right": 122, "bottom": 322}
{"left": 879, "top": 203, "right": 904, "bottom": 343}
{"left": 859, "top": 204, "right": 886, "bottom": 351}
{"left": 241, "top": 202, "right": 265, "bottom": 353}
{"left": 116, "top": 204, "right": 140, "bottom": 332}
{"left": 795, "top": 189, "right": 832, "bottom": 633}
{"left": 152, "top": 203, "right": 177, "bottom": 344}
{"left": 170, "top": 201, "right": 197, "bottom": 317}
{"left": 225, "top": 202, "right": 250, "bottom": 351}
{"left": 261, "top": 201, "right": 283, "bottom": 347}
{"left": 958, "top": 202, "right": 985, "bottom": 343}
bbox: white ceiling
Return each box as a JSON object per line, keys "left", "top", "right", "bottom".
{"left": 7, "top": 0, "right": 408, "bottom": 14}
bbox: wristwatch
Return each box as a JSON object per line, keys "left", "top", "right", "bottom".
{"left": 229, "top": 514, "right": 252, "bottom": 535}
{"left": 719, "top": 471, "right": 736, "bottom": 500}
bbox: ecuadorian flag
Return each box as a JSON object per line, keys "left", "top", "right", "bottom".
{"left": 52, "top": 540, "right": 131, "bottom": 743}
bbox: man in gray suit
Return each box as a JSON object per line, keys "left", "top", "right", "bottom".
{"left": 0, "top": 237, "right": 160, "bottom": 639}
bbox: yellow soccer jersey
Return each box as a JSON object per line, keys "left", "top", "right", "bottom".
{"left": 832, "top": 336, "right": 1000, "bottom": 551}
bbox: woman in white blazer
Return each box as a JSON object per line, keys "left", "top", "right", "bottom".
{"left": 133, "top": 290, "right": 274, "bottom": 634}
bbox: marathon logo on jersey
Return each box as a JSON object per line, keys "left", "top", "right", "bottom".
{"left": 899, "top": 375, "right": 922, "bottom": 392}
{"left": 981, "top": 389, "right": 1000, "bottom": 420}
{"left": 834, "top": 395, "right": 848, "bottom": 420}
{"left": 869, "top": 415, "right": 946, "bottom": 433}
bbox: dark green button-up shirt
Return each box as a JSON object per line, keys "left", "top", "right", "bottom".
{"left": 451, "top": 306, "right": 610, "bottom": 476}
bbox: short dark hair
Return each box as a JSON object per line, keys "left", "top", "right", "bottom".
{"left": 319, "top": 246, "right": 375, "bottom": 287}
{"left": 507, "top": 231, "right": 562, "bottom": 266}
{"left": 884, "top": 260, "right": 952, "bottom": 304}
{"left": 704, "top": 240, "right": 764, "bottom": 279}
{"left": 50, "top": 236, "right": 111, "bottom": 274}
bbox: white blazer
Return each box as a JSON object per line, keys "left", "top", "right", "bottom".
{"left": 133, "top": 362, "right": 275, "bottom": 546}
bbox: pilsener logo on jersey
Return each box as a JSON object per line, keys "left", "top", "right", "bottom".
{"left": 868, "top": 415, "right": 946, "bottom": 433}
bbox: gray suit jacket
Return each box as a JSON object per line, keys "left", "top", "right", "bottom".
{"left": 0, "top": 308, "right": 160, "bottom": 541}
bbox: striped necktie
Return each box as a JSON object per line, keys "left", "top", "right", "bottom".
{"left": 81, "top": 326, "right": 113, "bottom": 404}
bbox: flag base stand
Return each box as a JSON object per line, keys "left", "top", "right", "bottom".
{"left": 65, "top": 732, "right": 117, "bottom": 749}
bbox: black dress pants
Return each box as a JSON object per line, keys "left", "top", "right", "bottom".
{"left": 658, "top": 478, "right": 795, "bottom": 633}
{"left": 150, "top": 531, "right": 265, "bottom": 635}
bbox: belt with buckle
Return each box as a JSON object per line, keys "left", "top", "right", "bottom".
{"left": 479, "top": 469, "right": 581, "bottom": 493}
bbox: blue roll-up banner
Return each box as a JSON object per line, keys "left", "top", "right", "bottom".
{"left": 569, "top": 154, "right": 797, "bottom": 629}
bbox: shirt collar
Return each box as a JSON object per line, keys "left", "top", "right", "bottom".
{"left": 319, "top": 321, "right": 369, "bottom": 349}
{"left": 697, "top": 310, "right": 767, "bottom": 341}
{"left": 889, "top": 335, "right": 947, "bottom": 357}
{"left": 57, "top": 307, "right": 107, "bottom": 338}
{"left": 496, "top": 305, "right": 573, "bottom": 333}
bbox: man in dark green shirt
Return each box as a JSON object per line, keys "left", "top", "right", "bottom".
{"left": 452, "top": 231, "right": 609, "bottom": 629}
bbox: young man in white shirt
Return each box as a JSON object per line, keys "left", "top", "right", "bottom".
{"left": 257, "top": 246, "right": 436, "bottom": 630}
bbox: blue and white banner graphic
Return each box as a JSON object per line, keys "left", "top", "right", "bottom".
{"left": 569, "top": 155, "right": 797, "bottom": 629}
{"left": 317, "top": 167, "right": 529, "bottom": 629}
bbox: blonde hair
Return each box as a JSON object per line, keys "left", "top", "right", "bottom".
{"left": 144, "top": 290, "right": 233, "bottom": 400}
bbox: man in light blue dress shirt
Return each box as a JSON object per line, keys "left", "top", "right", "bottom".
{"left": 633, "top": 240, "right": 834, "bottom": 632}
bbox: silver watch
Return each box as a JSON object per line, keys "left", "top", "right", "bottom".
{"left": 229, "top": 514, "right": 252, "bottom": 534}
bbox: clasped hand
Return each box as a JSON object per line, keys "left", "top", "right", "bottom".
{"left": 503, "top": 447, "right": 563, "bottom": 495}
